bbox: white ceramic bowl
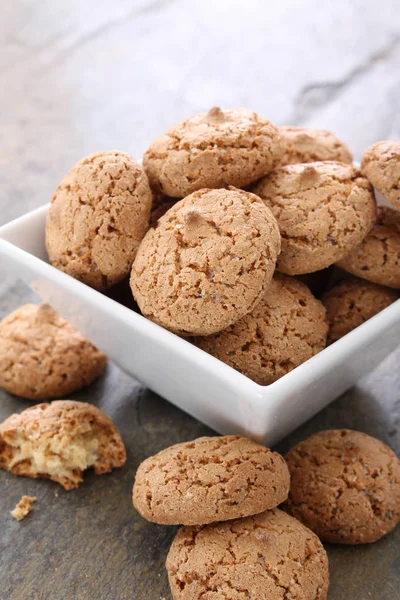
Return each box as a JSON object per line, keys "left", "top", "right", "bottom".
{"left": 1, "top": 203, "right": 399, "bottom": 445}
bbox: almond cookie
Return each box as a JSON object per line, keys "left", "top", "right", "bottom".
{"left": 322, "top": 278, "right": 398, "bottom": 342}
{"left": 46, "top": 151, "right": 152, "bottom": 290}
{"left": 143, "top": 107, "right": 283, "bottom": 197}
{"left": 284, "top": 429, "right": 400, "bottom": 544}
{"left": 133, "top": 435, "right": 289, "bottom": 525}
{"left": 279, "top": 126, "right": 353, "bottom": 166}
{"left": 0, "top": 304, "right": 107, "bottom": 400}
{"left": 130, "top": 187, "right": 281, "bottom": 336}
{"left": 337, "top": 206, "right": 400, "bottom": 288}
{"left": 166, "top": 508, "right": 329, "bottom": 600}
{"left": 253, "top": 161, "right": 377, "bottom": 274}
{"left": 361, "top": 140, "right": 400, "bottom": 209}
{"left": 194, "top": 274, "right": 328, "bottom": 385}
{"left": 0, "top": 401, "right": 126, "bottom": 490}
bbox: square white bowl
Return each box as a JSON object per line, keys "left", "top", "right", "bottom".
{"left": 1, "top": 204, "right": 399, "bottom": 446}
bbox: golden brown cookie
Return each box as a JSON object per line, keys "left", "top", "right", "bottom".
{"left": 0, "top": 304, "right": 107, "bottom": 400}
{"left": 337, "top": 206, "right": 400, "bottom": 288}
{"left": 322, "top": 278, "right": 398, "bottom": 342}
{"left": 253, "top": 161, "right": 377, "bottom": 274}
{"left": 166, "top": 508, "right": 329, "bottom": 600}
{"left": 361, "top": 140, "right": 400, "bottom": 209}
{"left": 46, "top": 151, "right": 152, "bottom": 290}
{"left": 195, "top": 274, "right": 328, "bottom": 385}
{"left": 143, "top": 107, "right": 283, "bottom": 197}
{"left": 284, "top": 429, "right": 400, "bottom": 544}
{"left": 130, "top": 187, "right": 281, "bottom": 336}
{"left": 133, "top": 435, "right": 289, "bottom": 525}
{"left": 0, "top": 401, "right": 126, "bottom": 490}
{"left": 279, "top": 126, "right": 353, "bottom": 166}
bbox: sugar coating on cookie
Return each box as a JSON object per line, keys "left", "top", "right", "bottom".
{"left": 284, "top": 429, "right": 400, "bottom": 544}
{"left": 0, "top": 304, "right": 107, "bottom": 400}
{"left": 46, "top": 151, "right": 152, "bottom": 290}
{"left": 166, "top": 508, "right": 329, "bottom": 600}
{"left": 133, "top": 435, "right": 290, "bottom": 525}
{"left": 195, "top": 274, "right": 328, "bottom": 385}
{"left": 279, "top": 126, "right": 353, "bottom": 166}
{"left": 337, "top": 206, "right": 400, "bottom": 289}
{"left": 130, "top": 187, "right": 281, "bottom": 336}
{"left": 0, "top": 401, "right": 126, "bottom": 490}
{"left": 322, "top": 278, "right": 398, "bottom": 342}
{"left": 253, "top": 161, "right": 377, "bottom": 275}
{"left": 361, "top": 140, "right": 400, "bottom": 209}
{"left": 143, "top": 107, "right": 283, "bottom": 197}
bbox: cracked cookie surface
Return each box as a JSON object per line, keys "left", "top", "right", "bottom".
{"left": 133, "top": 436, "right": 289, "bottom": 525}
{"left": 278, "top": 126, "right": 353, "bottom": 166}
{"left": 361, "top": 140, "right": 400, "bottom": 209}
{"left": 130, "top": 187, "right": 281, "bottom": 336}
{"left": 283, "top": 429, "right": 400, "bottom": 544}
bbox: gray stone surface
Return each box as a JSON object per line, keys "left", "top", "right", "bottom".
{"left": 0, "top": 1, "right": 399, "bottom": 598}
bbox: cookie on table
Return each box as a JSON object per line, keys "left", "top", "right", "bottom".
{"left": 361, "top": 140, "right": 400, "bottom": 209}
{"left": 322, "top": 278, "right": 398, "bottom": 342}
{"left": 337, "top": 206, "right": 400, "bottom": 289}
{"left": 284, "top": 429, "right": 400, "bottom": 544}
{"left": 166, "top": 508, "right": 329, "bottom": 600}
{"left": 133, "top": 435, "right": 289, "bottom": 525}
{"left": 194, "top": 274, "right": 328, "bottom": 385}
{"left": 0, "top": 401, "right": 126, "bottom": 490}
{"left": 0, "top": 304, "right": 107, "bottom": 400}
{"left": 279, "top": 126, "right": 353, "bottom": 166}
{"left": 130, "top": 187, "right": 281, "bottom": 336}
{"left": 46, "top": 151, "right": 152, "bottom": 291}
{"left": 143, "top": 107, "right": 283, "bottom": 197}
{"left": 253, "top": 161, "right": 377, "bottom": 274}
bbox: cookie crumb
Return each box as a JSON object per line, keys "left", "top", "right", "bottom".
{"left": 11, "top": 496, "right": 36, "bottom": 521}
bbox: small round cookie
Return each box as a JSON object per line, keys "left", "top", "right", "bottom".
{"left": 279, "top": 126, "right": 353, "bottom": 166}
{"left": 0, "top": 400, "right": 126, "bottom": 490}
{"left": 337, "top": 206, "right": 400, "bottom": 289}
{"left": 284, "top": 429, "right": 400, "bottom": 544}
{"left": 0, "top": 304, "right": 107, "bottom": 400}
{"left": 46, "top": 151, "right": 152, "bottom": 290}
{"left": 166, "top": 508, "right": 329, "bottom": 600}
{"left": 194, "top": 274, "right": 328, "bottom": 385}
{"left": 253, "top": 161, "right": 377, "bottom": 274}
{"left": 130, "top": 187, "right": 281, "bottom": 336}
{"left": 143, "top": 107, "right": 283, "bottom": 197}
{"left": 361, "top": 140, "right": 400, "bottom": 209}
{"left": 133, "top": 435, "right": 289, "bottom": 525}
{"left": 322, "top": 278, "right": 398, "bottom": 342}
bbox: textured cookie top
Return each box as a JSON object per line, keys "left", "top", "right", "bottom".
{"left": 284, "top": 429, "right": 400, "bottom": 544}
{"left": 143, "top": 107, "right": 283, "bottom": 197}
{"left": 46, "top": 151, "right": 152, "bottom": 290}
{"left": 195, "top": 274, "right": 328, "bottom": 385}
{"left": 279, "top": 126, "right": 353, "bottom": 166}
{"left": 166, "top": 508, "right": 329, "bottom": 600}
{"left": 0, "top": 401, "right": 126, "bottom": 490}
{"left": 322, "top": 278, "right": 398, "bottom": 342}
{"left": 361, "top": 140, "right": 400, "bottom": 209}
{"left": 133, "top": 435, "right": 289, "bottom": 525}
{"left": 253, "top": 161, "right": 377, "bottom": 274}
{"left": 130, "top": 187, "right": 281, "bottom": 336}
{"left": 0, "top": 304, "right": 107, "bottom": 400}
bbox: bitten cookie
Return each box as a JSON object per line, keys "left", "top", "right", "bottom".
{"left": 194, "top": 274, "right": 328, "bottom": 385}
{"left": 143, "top": 107, "right": 283, "bottom": 197}
{"left": 0, "top": 401, "right": 126, "bottom": 490}
{"left": 253, "top": 161, "right": 377, "bottom": 274}
{"left": 322, "top": 278, "right": 398, "bottom": 342}
{"left": 337, "top": 206, "right": 400, "bottom": 289}
{"left": 0, "top": 304, "right": 107, "bottom": 400}
{"left": 279, "top": 126, "right": 353, "bottom": 166}
{"left": 130, "top": 187, "right": 281, "bottom": 336}
{"left": 46, "top": 151, "right": 152, "bottom": 290}
{"left": 361, "top": 140, "right": 400, "bottom": 209}
{"left": 133, "top": 435, "right": 289, "bottom": 525}
{"left": 166, "top": 508, "right": 329, "bottom": 600}
{"left": 284, "top": 429, "right": 400, "bottom": 544}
